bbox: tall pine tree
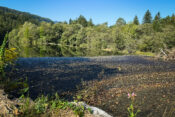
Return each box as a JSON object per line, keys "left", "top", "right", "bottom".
{"left": 153, "top": 12, "right": 161, "bottom": 31}
{"left": 171, "top": 14, "right": 175, "bottom": 24}
{"left": 69, "top": 18, "right": 73, "bottom": 24}
{"left": 154, "top": 12, "right": 161, "bottom": 21}
{"left": 77, "top": 15, "right": 88, "bottom": 27}
{"left": 133, "top": 16, "right": 139, "bottom": 25}
{"left": 143, "top": 10, "right": 152, "bottom": 24}
{"left": 88, "top": 18, "right": 94, "bottom": 26}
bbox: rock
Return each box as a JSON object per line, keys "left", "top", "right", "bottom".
{"left": 0, "top": 90, "right": 18, "bottom": 116}
{"left": 0, "top": 101, "right": 11, "bottom": 114}
{"left": 71, "top": 102, "right": 113, "bottom": 117}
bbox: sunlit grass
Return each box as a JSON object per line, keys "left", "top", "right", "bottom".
{"left": 134, "top": 51, "right": 155, "bottom": 56}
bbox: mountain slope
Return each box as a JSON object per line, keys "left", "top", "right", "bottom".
{"left": 0, "top": 6, "right": 53, "bottom": 43}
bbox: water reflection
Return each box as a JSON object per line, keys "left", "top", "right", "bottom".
{"left": 16, "top": 44, "right": 115, "bottom": 57}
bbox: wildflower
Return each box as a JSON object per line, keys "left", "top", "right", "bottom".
{"left": 127, "top": 92, "right": 137, "bottom": 99}
{"left": 132, "top": 92, "right": 136, "bottom": 97}
{"left": 127, "top": 92, "right": 140, "bottom": 117}
{"left": 128, "top": 93, "right": 131, "bottom": 98}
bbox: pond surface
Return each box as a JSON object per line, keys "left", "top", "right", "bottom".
{"left": 8, "top": 56, "right": 175, "bottom": 101}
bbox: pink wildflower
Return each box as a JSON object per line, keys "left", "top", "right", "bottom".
{"left": 127, "top": 92, "right": 137, "bottom": 99}
{"left": 132, "top": 92, "right": 137, "bottom": 97}
{"left": 128, "top": 93, "right": 131, "bottom": 98}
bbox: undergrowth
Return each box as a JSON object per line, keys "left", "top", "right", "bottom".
{"left": 17, "top": 93, "right": 92, "bottom": 117}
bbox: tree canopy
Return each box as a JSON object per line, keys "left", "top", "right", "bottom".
{"left": 143, "top": 10, "right": 152, "bottom": 24}
{"left": 0, "top": 6, "right": 174, "bottom": 57}
{"left": 116, "top": 18, "right": 126, "bottom": 26}
{"left": 133, "top": 16, "right": 140, "bottom": 25}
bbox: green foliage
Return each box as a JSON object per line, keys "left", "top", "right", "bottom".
{"left": 171, "top": 14, "right": 175, "bottom": 25}
{"left": 127, "top": 93, "right": 140, "bottom": 117}
{"left": 19, "top": 95, "right": 31, "bottom": 114}
{"left": 153, "top": 12, "right": 162, "bottom": 31}
{"left": 154, "top": 12, "right": 161, "bottom": 21}
{"left": 77, "top": 15, "right": 88, "bottom": 27}
{"left": 0, "top": 34, "right": 8, "bottom": 74}
{"left": 34, "top": 95, "right": 49, "bottom": 114}
{"left": 69, "top": 18, "right": 73, "bottom": 24}
{"left": 134, "top": 51, "right": 155, "bottom": 56}
{"left": 0, "top": 6, "right": 53, "bottom": 44}
{"left": 0, "top": 34, "right": 18, "bottom": 80}
{"left": 138, "top": 32, "right": 165, "bottom": 52}
{"left": 18, "top": 93, "right": 91, "bottom": 117}
{"left": 162, "top": 25, "right": 175, "bottom": 49}
{"left": 5, "top": 8, "right": 175, "bottom": 57}
{"left": 114, "top": 29, "right": 126, "bottom": 50}
{"left": 72, "top": 105, "right": 85, "bottom": 117}
{"left": 88, "top": 18, "right": 94, "bottom": 27}
{"left": 116, "top": 18, "right": 126, "bottom": 26}
{"left": 153, "top": 20, "right": 162, "bottom": 32}
{"left": 4, "top": 78, "right": 29, "bottom": 97}
{"left": 128, "top": 103, "right": 140, "bottom": 117}
{"left": 143, "top": 10, "right": 152, "bottom": 24}
{"left": 133, "top": 16, "right": 139, "bottom": 25}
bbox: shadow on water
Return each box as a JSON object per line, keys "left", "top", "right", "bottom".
{"left": 6, "top": 56, "right": 175, "bottom": 100}
{"left": 7, "top": 57, "right": 120, "bottom": 100}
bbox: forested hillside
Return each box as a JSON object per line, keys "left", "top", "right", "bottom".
{"left": 7, "top": 9, "right": 175, "bottom": 57}
{"left": 0, "top": 6, "right": 53, "bottom": 44}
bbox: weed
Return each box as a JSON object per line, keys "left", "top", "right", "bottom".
{"left": 127, "top": 92, "right": 140, "bottom": 117}
{"left": 34, "top": 95, "right": 48, "bottom": 114}
{"left": 18, "top": 92, "right": 90, "bottom": 117}
{"left": 19, "top": 94, "right": 31, "bottom": 114}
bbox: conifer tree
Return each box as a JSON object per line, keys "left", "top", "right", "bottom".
{"left": 143, "top": 10, "right": 152, "bottom": 24}
{"left": 154, "top": 12, "right": 161, "bottom": 21}
{"left": 153, "top": 12, "right": 161, "bottom": 31}
{"left": 133, "top": 16, "right": 139, "bottom": 25}
{"left": 77, "top": 15, "right": 88, "bottom": 27}
{"left": 171, "top": 14, "right": 175, "bottom": 24}
{"left": 88, "top": 18, "right": 94, "bottom": 26}
{"left": 69, "top": 18, "right": 73, "bottom": 24}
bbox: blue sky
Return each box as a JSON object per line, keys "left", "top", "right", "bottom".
{"left": 0, "top": 0, "right": 175, "bottom": 25}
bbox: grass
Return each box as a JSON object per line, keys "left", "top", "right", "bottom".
{"left": 134, "top": 50, "right": 155, "bottom": 56}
